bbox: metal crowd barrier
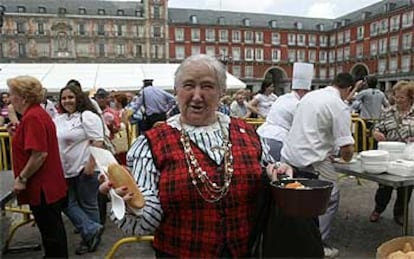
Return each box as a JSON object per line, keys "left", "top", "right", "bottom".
{"left": 0, "top": 130, "right": 12, "bottom": 170}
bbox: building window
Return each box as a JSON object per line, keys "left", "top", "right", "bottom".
{"left": 17, "top": 22, "right": 25, "bottom": 34}
{"left": 297, "top": 34, "right": 305, "bottom": 46}
{"left": 401, "top": 55, "right": 411, "bottom": 72}
{"left": 356, "top": 44, "right": 363, "bottom": 58}
{"left": 380, "top": 19, "right": 388, "bottom": 33}
{"left": 136, "top": 9, "right": 143, "bottom": 17}
{"left": 136, "top": 25, "right": 144, "bottom": 37}
{"left": 329, "top": 50, "right": 335, "bottom": 63}
{"left": 378, "top": 59, "right": 386, "bottom": 74}
{"left": 370, "top": 22, "right": 379, "bottom": 36}
{"left": 17, "top": 6, "right": 26, "bottom": 13}
{"left": 309, "top": 50, "right": 316, "bottom": 62}
{"left": 191, "top": 29, "right": 200, "bottom": 42}
{"left": 244, "top": 31, "right": 253, "bottom": 43}
{"left": 58, "top": 8, "right": 66, "bottom": 14}
{"left": 219, "top": 47, "right": 228, "bottom": 58}
{"left": 37, "top": 23, "right": 44, "bottom": 35}
{"left": 329, "top": 34, "right": 336, "bottom": 47}
{"left": 98, "top": 9, "right": 105, "bottom": 15}
{"left": 153, "top": 6, "right": 160, "bottom": 19}
{"left": 402, "top": 33, "right": 412, "bottom": 50}
{"left": 232, "top": 47, "right": 240, "bottom": 61}
{"left": 219, "top": 30, "right": 228, "bottom": 42}
{"left": 344, "top": 46, "right": 350, "bottom": 60}
{"left": 175, "top": 46, "right": 185, "bottom": 60}
{"left": 389, "top": 58, "right": 398, "bottom": 73}
{"left": 191, "top": 46, "right": 200, "bottom": 55}
{"left": 245, "top": 47, "right": 253, "bottom": 61}
{"left": 117, "top": 24, "right": 123, "bottom": 36}
{"left": 232, "top": 65, "right": 241, "bottom": 78}
{"left": 288, "top": 50, "right": 296, "bottom": 62}
{"left": 308, "top": 35, "right": 316, "bottom": 46}
{"left": 272, "top": 49, "right": 281, "bottom": 62}
{"left": 205, "top": 46, "right": 215, "bottom": 57}
{"left": 152, "top": 26, "right": 161, "bottom": 38}
{"left": 378, "top": 38, "right": 387, "bottom": 54}
{"left": 390, "top": 36, "right": 399, "bottom": 52}
{"left": 272, "top": 32, "right": 280, "bottom": 45}
{"left": 245, "top": 66, "right": 253, "bottom": 78}
{"left": 38, "top": 6, "right": 46, "bottom": 13}
{"left": 117, "top": 9, "right": 125, "bottom": 16}
{"left": 288, "top": 34, "right": 296, "bottom": 46}
{"left": 370, "top": 41, "right": 378, "bottom": 55}
{"left": 206, "top": 29, "right": 215, "bottom": 42}
{"left": 357, "top": 26, "right": 364, "bottom": 40}
{"left": 255, "top": 48, "right": 263, "bottom": 61}
{"left": 152, "top": 45, "right": 162, "bottom": 59}
{"left": 255, "top": 32, "right": 263, "bottom": 44}
{"left": 319, "top": 68, "right": 327, "bottom": 79}
{"left": 390, "top": 15, "right": 400, "bottom": 31}
{"left": 232, "top": 30, "right": 240, "bottom": 43}
{"left": 98, "top": 43, "right": 105, "bottom": 57}
{"left": 402, "top": 11, "right": 413, "bottom": 28}
{"left": 319, "top": 35, "right": 328, "bottom": 47}
{"left": 297, "top": 50, "right": 305, "bottom": 62}
{"left": 18, "top": 43, "right": 26, "bottom": 57}
{"left": 319, "top": 50, "right": 327, "bottom": 63}
{"left": 217, "top": 17, "right": 225, "bottom": 25}
{"left": 79, "top": 8, "right": 86, "bottom": 15}
{"left": 317, "top": 24, "right": 325, "bottom": 31}
{"left": 295, "top": 22, "right": 303, "bottom": 29}
{"left": 270, "top": 20, "right": 277, "bottom": 28}
{"left": 175, "top": 28, "right": 184, "bottom": 41}
{"left": 190, "top": 15, "right": 197, "bottom": 24}
{"left": 117, "top": 44, "right": 125, "bottom": 56}
{"left": 135, "top": 45, "right": 142, "bottom": 57}
{"left": 344, "top": 30, "right": 350, "bottom": 43}
{"left": 337, "top": 32, "right": 343, "bottom": 45}
{"left": 243, "top": 18, "right": 250, "bottom": 27}
{"left": 77, "top": 23, "right": 85, "bottom": 36}
{"left": 98, "top": 24, "right": 105, "bottom": 36}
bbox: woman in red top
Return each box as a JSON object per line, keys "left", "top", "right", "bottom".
{"left": 7, "top": 75, "right": 68, "bottom": 258}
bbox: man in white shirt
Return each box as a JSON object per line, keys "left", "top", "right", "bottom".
{"left": 281, "top": 72, "right": 359, "bottom": 258}
{"left": 257, "top": 62, "right": 313, "bottom": 160}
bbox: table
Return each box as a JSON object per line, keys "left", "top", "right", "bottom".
{"left": 334, "top": 161, "right": 414, "bottom": 235}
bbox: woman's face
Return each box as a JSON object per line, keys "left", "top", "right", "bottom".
{"left": 394, "top": 89, "right": 412, "bottom": 110}
{"left": 8, "top": 88, "right": 25, "bottom": 114}
{"left": 175, "top": 62, "right": 221, "bottom": 126}
{"left": 264, "top": 84, "right": 275, "bottom": 94}
{"left": 1, "top": 94, "right": 10, "bottom": 105}
{"left": 60, "top": 89, "right": 77, "bottom": 114}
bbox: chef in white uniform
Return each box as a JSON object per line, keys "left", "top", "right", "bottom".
{"left": 257, "top": 62, "right": 314, "bottom": 160}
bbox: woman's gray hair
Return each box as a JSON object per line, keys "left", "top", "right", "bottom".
{"left": 174, "top": 54, "right": 227, "bottom": 93}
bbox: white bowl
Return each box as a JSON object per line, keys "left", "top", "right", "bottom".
{"left": 360, "top": 150, "right": 389, "bottom": 163}
{"left": 378, "top": 141, "right": 406, "bottom": 152}
{"left": 362, "top": 164, "right": 388, "bottom": 174}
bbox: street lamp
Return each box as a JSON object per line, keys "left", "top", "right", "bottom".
{"left": 217, "top": 54, "right": 232, "bottom": 66}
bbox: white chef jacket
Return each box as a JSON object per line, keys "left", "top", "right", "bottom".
{"left": 257, "top": 91, "right": 300, "bottom": 142}
{"left": 281, "top": 86, "right": 354, "bottom": 168}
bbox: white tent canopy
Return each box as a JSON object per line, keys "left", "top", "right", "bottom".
{"left": 0, "top": 63, "right": 246, "bottom": 93}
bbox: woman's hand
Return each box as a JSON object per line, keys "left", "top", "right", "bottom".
{"left": 13, "top": 178, "right": 26, "bottom": 194}
{"left": 373, "top": 130, "right": 386, "bottom": 142}
{"left": 6, "top": 122, "right": 18, "bottom": 136}
{"left": 98, "top": 174, "right": 134, "bottom": 202}
{"left": 266, "top": 162, "right": 293, "bottom": 182}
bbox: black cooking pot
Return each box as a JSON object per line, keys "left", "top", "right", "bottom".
{"left": 270, "top": 178, "right": 333, "bottom": 217}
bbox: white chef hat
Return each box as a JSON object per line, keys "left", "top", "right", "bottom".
{"left": 292, "top": 62, "right": 314, "bottom": 90}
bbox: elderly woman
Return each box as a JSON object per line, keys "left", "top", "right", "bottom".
{"left": 370, "top": 80, "right": 414, "bottom": 225}
{"left": 7, "top": 76, "right": 68, "bottom": 258}
{"left": 54, "top": 84, "right": 104, "bottom": 255}
{"left": 100, "top": 54, "right": 292, "bottom": 258}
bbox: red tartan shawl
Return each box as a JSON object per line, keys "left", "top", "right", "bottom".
{"left": 145, "top": 118, "right": 263, "bottom": 258}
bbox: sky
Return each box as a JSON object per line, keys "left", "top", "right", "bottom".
{"left": 167, "top": 0, "right": 383, "bottom": 19}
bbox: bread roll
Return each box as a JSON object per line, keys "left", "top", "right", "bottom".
{"left": 107, "top": 163, "right": 145, "bottom": 209}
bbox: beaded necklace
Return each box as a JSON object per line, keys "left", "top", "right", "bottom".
{"left": 179, "top": 118, "right": 234, "bottom": 203}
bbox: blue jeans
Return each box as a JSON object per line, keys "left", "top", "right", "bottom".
{"left": 63, "top": 171, "right": 102, "bottom": 242}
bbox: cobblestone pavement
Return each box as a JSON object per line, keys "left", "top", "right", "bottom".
{"left": 2, "top": 176, "right": 412, "bottom": 258}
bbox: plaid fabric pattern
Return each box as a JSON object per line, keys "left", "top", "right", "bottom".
{"left": 146, "top": 118, "right": 262, "bottom": 258}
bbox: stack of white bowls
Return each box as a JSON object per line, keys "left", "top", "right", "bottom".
{"left": 388, "top": 159, "right": 414, "bottom": 177}
{"left": 378, "top": 141, "right": 406, "bottom": 161}
{"left": 360, "top": 150, "right": 389, "bottom": 174}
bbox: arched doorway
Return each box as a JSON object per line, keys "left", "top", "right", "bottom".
{"left": 264, "top": 67, "right": 288, "bottom": 96}
{"left": 350, "top": 63, "right": 369, "bottom": 81}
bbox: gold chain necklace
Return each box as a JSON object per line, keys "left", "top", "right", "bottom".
{"left": 179, "top": 118, "right": 234, "bottom": 203}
